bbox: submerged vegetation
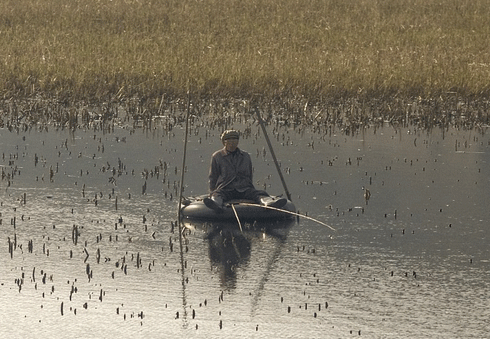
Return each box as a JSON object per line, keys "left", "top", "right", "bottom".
{"left": 1, "top": 0, "right": 489, "bottom": 128}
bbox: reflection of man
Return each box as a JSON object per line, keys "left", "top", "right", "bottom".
{"left": 208, "top": 230, "right": 251, "bottom": 290}
{"left": 204, "top": 130, "right": 286, "bottom": 212}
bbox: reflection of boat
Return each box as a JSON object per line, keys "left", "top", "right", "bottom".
{"left": 182, "top": 218, "right": 295, "bottom": 290}
{"left": 207, "top": 228, "right": 251, "bottom": 290}
{"left": 180, "top": 195, "right": 296, "bottom": 222}
{"left": 183, "top": 218, "right": 296, "bottom": 238}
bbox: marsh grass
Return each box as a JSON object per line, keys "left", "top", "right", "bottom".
{"left": 1, "top": 0, "right": 490, "bottom": 103}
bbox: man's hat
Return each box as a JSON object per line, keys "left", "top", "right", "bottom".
{"left": 221, "top": 130, "right": 240, "bottom": 142}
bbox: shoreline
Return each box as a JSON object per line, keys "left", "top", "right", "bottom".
{"left": 1, "top": 95, "right": 488, "bottom": 132}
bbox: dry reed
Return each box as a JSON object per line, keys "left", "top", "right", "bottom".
{"left": 1, "top": 0, "right": 489, "bottom": 103}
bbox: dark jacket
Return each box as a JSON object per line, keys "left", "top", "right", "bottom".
{"left": 208, "top": 147, "right": 254, "bottom": 193}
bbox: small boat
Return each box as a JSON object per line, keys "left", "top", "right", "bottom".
{"left": 180, "top": 195, "right": 296, "bottom": 222}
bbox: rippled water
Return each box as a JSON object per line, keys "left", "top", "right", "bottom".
{"left": 1, "top": 120, "right": 489, "bottom": 338}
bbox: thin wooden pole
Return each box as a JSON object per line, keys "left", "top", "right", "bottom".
{"left": 230, "top": 204, "right": 243, "bottom": 233}
{"left": 238, "top": 202, "right": 336, "bottom": 231}
{"left": 176, "top": 92, "right": 191, "bottom": 325}
{"left": 254, "top": 107, "right": 292, "bottom": 201}
{"left": 177, "top": 95, "right": 191, "bottom": 222}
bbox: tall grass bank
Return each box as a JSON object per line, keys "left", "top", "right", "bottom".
{"left": 1, "top": 0, "right": 489, "bottom": 125}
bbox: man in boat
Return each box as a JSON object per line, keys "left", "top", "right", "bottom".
{"left": 204, "top": 129, "right": 287, "bottom": 212}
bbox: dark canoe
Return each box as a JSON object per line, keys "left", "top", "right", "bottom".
{"left": 180, "top": 195, "right": 296, "bottom": 222}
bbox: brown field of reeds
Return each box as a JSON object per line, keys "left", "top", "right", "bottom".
{"left": 1, "top": 0, "right": 490, "bottom": 108}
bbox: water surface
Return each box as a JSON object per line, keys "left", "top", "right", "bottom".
{"left": 1, "top": 120, "right": 489, "bottom": 338}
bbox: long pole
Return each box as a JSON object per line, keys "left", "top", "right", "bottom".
{"left": 176, "top": 92, "right": 191, "bottom": 325}
{"left": 238, "top": 202, "right": 336, "bottom": 231}
{"left": 177, "top": 95, "right": 191, "bottom": 222}
{"left": 230, "top": 204, "right": 243, "bottom": 233}
{"left": 254, "top": 107, "right": 292, "bottom": 201}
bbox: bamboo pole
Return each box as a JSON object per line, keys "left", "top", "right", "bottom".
{"left": 254, "top": 107, "right": 292, "bottom": 201}
{"left": 176, "top": 91, "right": 191, "bottom": 325}
{"left": 238, "top": 202, "right": 336, "bottom": 231}
{"left": 230, "top": 204, "right": 243, "bottom": 233}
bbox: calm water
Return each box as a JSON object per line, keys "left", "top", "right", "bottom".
{"left": 1, "top": 119, "right": 489, "bottom": 338}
